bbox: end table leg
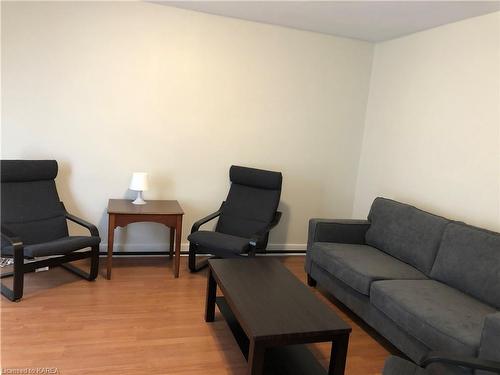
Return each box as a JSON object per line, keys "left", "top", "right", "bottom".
{"left": 174, "top": 215, "right": 182, "bottom": 278}
{"left": 169, "top": 228, "right": 175, "bottom": 259}
{"left": 205, "top": 267, "right": 216, "bottom": 322}
{"left": 248, "top": 340, "right": 265, "bottom": 375}
{"left": 106, "top": 214, "right": 115, "bottom": 280}
{"left": 329, "top": 333, "right": 349, "bottom": 375}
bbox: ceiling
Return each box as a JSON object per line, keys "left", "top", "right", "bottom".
{"left": 157, "top": 1, "right": 500, "bottom": 42}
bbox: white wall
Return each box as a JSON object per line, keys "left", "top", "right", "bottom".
{"left": 353, "top": 12, "right": 500, "bottom": 232}
{"left": 1, "top": 1, "right": 374, "bottom": 251}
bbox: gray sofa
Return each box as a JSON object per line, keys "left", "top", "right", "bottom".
{"left": 305, "top": 197, "right": 500, "bottom": 374}
{"left": 383, "top": 354, "right": 500, "bottom": 375}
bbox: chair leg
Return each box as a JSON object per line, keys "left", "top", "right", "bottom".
{"left": 188, "top": 243, "right": 211, "bottom": 272}
{"left": 188, "top": 243, "right": 197, "bottom": 272}
{"left": 192, "top": 258, "right": 210, "bottom": 272}
{"left": 89, "top": 245, "right": 99, "bottom": 280}
{"left": 1, "top": 276, "right": 23, "bottom": 301}
{"left": 1, "top": 251, "right": 24, "bottom": 302}
{"left": 60, "top": 248, "right": 99, "bottom": 281}
{"left": 12, "top": 247, "right": 24, "bottom": 300}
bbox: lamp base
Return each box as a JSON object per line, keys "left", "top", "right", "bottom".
{"left": 132, "top": 191, "right": 146, "bottom": 205}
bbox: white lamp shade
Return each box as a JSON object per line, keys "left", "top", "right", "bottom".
{"left": 129, "top": 172, "right": 149, "bottom": 191}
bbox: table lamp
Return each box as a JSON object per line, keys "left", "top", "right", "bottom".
{"left": 129, "top": 172, "right": 149, "bottom": 205}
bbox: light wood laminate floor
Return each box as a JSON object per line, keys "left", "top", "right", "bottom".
{"left": 1, "top": 256, "right": 394, "bottom": 374}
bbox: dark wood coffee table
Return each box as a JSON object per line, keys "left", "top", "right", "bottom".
{"left": 205, "top": 258, "right": 351, "bottom": 375}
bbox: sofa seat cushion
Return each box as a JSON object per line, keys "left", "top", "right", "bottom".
{"left": 371, "top": 280, "right": 496, "bottom": 356}
{"left": 310, "top": 243, "right": 427, "bottom": 295}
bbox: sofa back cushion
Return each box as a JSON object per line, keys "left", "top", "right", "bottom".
{"left": 365, "top": 197, "right": 449, "bottom": 275}
{"left": 431, "top": 222, "right": 500, "bottom": 309}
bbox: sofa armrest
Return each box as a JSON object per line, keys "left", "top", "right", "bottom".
{"left": 307, "top": 219, "right": 370, "bottom": 248}
{"left": 478, "top": 312, "right": 500, "bottom": 374}
{"left": 305, "top": 219, "right": 370, "bottom": 275}
{"left": 421, "top": 352, "right": 500, "bottom": 373}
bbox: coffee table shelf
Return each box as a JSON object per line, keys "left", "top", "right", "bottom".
{"left": 205, "top": 258, "right": 351, "bottom": 375}
{"left": 216, "top": 296, "right": 328, "bottom": 374}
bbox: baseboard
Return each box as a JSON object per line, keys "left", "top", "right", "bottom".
{"left": 99, "top": 243, "right": 306, "bottom": 253}
{"left": 99, "top": 243, "right": 306, "bottom": 252}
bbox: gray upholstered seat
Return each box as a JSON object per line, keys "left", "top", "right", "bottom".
{"left": 2, "top": 236, "right": 100, "bottom": 258}
{"left": 188, "top": 165, "right": 282, "bottom": 272}
{"left": 1, "top": 160, "right": 100, "bottom": 301}
{"left": 430, "top": 222, "right": 500, "bottom": 310}
{"left": 310, "top": 242, "right": 427, "bottom": 295}
{"left": 382, "top": 356, "right": 471, "bottom": 375}
{"left": 187, "top": 231, "right": 250, "bottom": 257}
{"left": 365, "top": 197, "right": 450, "bottom": 275}
{"left": 306, "top": 197, "right": 500, "bottom": 372}
{"left": 371, "top": 280, "right": 496, "bottom": 356}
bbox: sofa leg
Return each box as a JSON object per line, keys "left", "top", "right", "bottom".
{"left": 307, "top": 274, "right": 317, "bottom": 287}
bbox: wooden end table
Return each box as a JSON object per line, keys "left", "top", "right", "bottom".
{"left": 106, "top": 199, "right": 184, "bottom": 279}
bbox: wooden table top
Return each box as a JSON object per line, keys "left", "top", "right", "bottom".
{"left": 107, "top": 199, "right": 184, "bottom": 215}
{"left": 209, "top": 258, "right": 351, "bottom": 341}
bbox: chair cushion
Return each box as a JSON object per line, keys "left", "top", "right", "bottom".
{"left": 1, "top": 160, "right": 69, "bottom": 245}
{"left": 365, "top": 197, "right": 450, "bottom": 275}
{"left": 2, "top": 236, "right": 100, "bottom": 257}
{"left": 371, "top": 280, "right": 496, "bottom": 356}
{"left": 310, "top": 243, "right": 427, "bottom": 295}
{"left": 229, "top": 165, "right": 282, "bottom": 190}
{"left": 1, "top": 160, "right": 58, "bottom": 182}
{"left": 188, "top": 230, "right": 250, "bottom": 256}
{"left": 216, "top": 184, "right": 281, "bottom": 239}
{"left": 431, "top": 223, "right": 500, "bottom": 309}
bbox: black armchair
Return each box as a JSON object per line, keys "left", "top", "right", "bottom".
{"left": 1, "top": 160, "right": 100, "bottom": 301}
{"left": 383, "top": 353, "right": 500, "bottom": 374}
{"left": 188, "top": 165, "right": 282, "bottom": 272}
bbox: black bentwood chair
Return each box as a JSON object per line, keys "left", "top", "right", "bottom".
{"left": 188, "top": 165, "right": 282, "bottom": 272}
{"left": 1, "top": 160, "right": 100, "bottom": 301}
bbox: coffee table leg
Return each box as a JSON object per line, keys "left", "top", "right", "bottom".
{"left": 329, "top": 333, "right": 349, "bottom": 375}
{"left": 248, "top": 339, "right": 265, "bottom": 375}
{"left": 205, "top": 267, "right": 217, "bottom": 322}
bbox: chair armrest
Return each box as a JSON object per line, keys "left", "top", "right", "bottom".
{"left": 1, "top": 225, "right": 23, "bottom": 249}
{"left": 249, "top": 211, "right": 282, "bottom": 247}
{"left": 478, "top": 312, "right": 500, "bottom": 372}
{"left": 307, "top": 219, "right": 370, "bottom": 248}
{"left": 65, "top": 212, "right": 100, "bottom": 237}
{"left": 1, "top": 226, "right": 24, "bottom": 262}
{"left": 60, "top": 202, "right": 99, "bottom": 237}
{"left": 421, "top": 351, "right": 500, "bottom": 373}
{"left": 191, "top": 202, "right": 224, "bottom": 234}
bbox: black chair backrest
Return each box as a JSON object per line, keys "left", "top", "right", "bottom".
{"left": 216, "top": 165, "right": 282, "bottom": 243}
{"left": 1, "top": 160, "right": 68, "bottom": 245}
